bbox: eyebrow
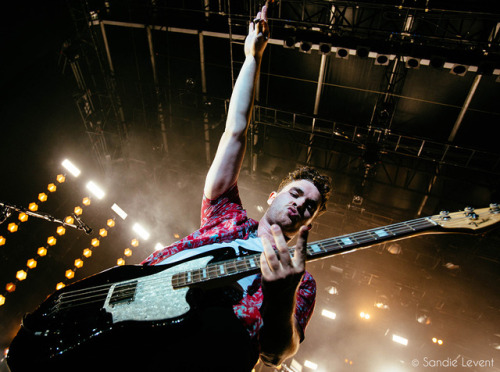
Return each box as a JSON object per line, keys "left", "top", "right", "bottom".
{"left": 290, "top": 187, "right": 318, "bottom": 210}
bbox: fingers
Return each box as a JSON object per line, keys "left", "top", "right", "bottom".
{"left": 292, "top": 225, "right": 309, "bottom": 270}
{"left": 271, "top": 225, "right": 292, "bottom": 267}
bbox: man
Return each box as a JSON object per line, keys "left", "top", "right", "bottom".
{"left": 142, "top": 4, "right": 331, "bottom": 371}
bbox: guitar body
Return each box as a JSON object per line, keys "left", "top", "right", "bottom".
{"left": 7, "top": 249, "right": 258, "bottom": 372}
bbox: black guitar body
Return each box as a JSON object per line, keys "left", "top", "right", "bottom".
{"left": 7, "top": 248, "right": 259, "bottom": 372}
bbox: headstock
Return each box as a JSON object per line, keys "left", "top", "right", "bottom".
{"left": 430, "top": 204, "right": 500, "bottom": 232}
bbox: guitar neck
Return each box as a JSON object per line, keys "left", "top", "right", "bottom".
{"left": 171, "top": 217, "right": 438, "bottom": 288}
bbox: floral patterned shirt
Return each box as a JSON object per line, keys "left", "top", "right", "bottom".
{"left": 141, "top": 184, "right": 316, "bottom": 340}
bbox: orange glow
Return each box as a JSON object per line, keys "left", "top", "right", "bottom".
{"left": 0, "top": 236, "right": 5, "bottom": 246}
{"left": 65, "top": 269, "right": 75, "bottom": 279}
{"left": 38, "top": 193, "right": 48, "bottom": 202}
{"left": 16, "top": 270, "right": 27, "bottom": 281}
{"left": 27, "top": 259, "right": 37, "bottom": 269}
{"left": 107, "top": 219, "right": 115, "bottom": 228}
{"left": 37, "top": 247, "right": 48, "bottom": 256}
{"left": 6, "top": 283, "right": 16, "bottom": 293}
{"left": 124, "top": 248, "right": 132, "bottom": 257}
{"left": 7, "top": 223, "right": 18, "bottom": 233}
{"left": 0, "top": 295, "right": 5, "bottom": 306}
{"left": 65, "top": 216, "right": 75, "bottom": 225}
{"left": 47, "top": 183, "right": 57, "bottom": 192}
{"left": 74, "top": 206, "right": 83, "bottom": 216}
{"left": 47, "top": 236, "right": 57, "bottom": 246}
{"left": 83, "top": 248, "right": 92, "bottom": 258}
{"left": 57, "top": 174, "right": 66, "bottom": 183}
{"left": 56, "top": 226, "right": 66, "bottom": 236}
{"left": 82, "top": 197, "right": 91, "bottom": 206}
{"left": 131, "top": 239, "right": 139, "bottom": 247}
{"left": 56, "top": 282, "right": 66, "bottom": 290}
{"left": 74, "top": 259, "right": 84, "bottom": 268}
{"left": 18, "top": 212, "right": 28, "bottom": 222}
{"left": 91, "top": 238, "right": 100, "bottom": 247}
{"left": 117, "top": 258, "right": 125, "bottom": 266}
{"left": 29, "top": 202, "right": 38, "bottom": 211}
{"left": 99, "top": 228, "right": 108, "bottom": 237}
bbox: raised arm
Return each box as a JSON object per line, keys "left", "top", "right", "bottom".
{"left": 204, "top": 5, "right": 269, "bottom": 199}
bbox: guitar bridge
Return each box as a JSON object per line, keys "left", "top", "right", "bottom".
{"left": 109, "top": 281, "right": 138, "bottom": 306}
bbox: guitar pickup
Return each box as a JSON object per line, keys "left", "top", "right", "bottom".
{"left": 109, "top": 281, "right": 138, "bottom": 306}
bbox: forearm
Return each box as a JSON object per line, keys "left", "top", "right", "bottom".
{"left": 258, "top": 291, "right": 301, "bottom": 366}
{"left": 225, "top": 55, "right": 262, "bottom": 137}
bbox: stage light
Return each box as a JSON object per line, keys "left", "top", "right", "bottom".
{"left": 47, "top": 183, "right": 57, "bottom": 192}
{"left": 65, "top": 269, "right": 75, "bottom": 279}
{"left": 283, "top": 36, "right": 296, "bottom": 48}
{"left": 430, "top": 56, "right": 445, "bottom": 69}
{"left": 124, "top": 248, "right": 132, "bottom": 257}
{"left": 99, "top": 228, "right": 108, "bottom": 237}
{"left": 319, "top": 43, "right": 331, "bottom": 55}
{"left": 0, "top": 295, "right": 5, "bottom": 306}
{"left": 38, "top": 193, "right": 48, "bottom": 202}
{"left": 133, "top": 223, "right": 150, "bottom": 240}
{"left": 0, "top": 236, "right": 5, "bottom": 246}
{"left": 117, "top": 258, "right": 125, "bottom": 266}
{"left": 299, "top": 41, "right": 312, "bottom": 54}
{"left": 62, "top": 159, "right": 81, "bottom": 177}
{"left": 304, "top": 360, "right": 318, "bottom": 370}
{"left": 336, "top": 47, "right": 349, "bottom": 59}
{"left": 56, "top": 226, "right": 66, "bottom": 236}
{"left": 57, "top": 174, "right": 66, "bottom": 183}
{"left": 83, "top": 248, "right": 92, "bottom": 258}
{"left": 392, "top": 334, "right": 408, "bottom": 346}
{"left": 6, "top": 283, "right": 16, "bottom": 292}
{"left": 29, "top": 202, "right": 38, "bottom": 211}
{"left": 26, "top": 259, "right": 37, "bottom": 269}
{"left": 406, "top": 57, "right": 420, "bottom": 69}
{"left": 91, "top": 238, "right": 100, "bottom": 247}
{"left": 356, "top": 46, "right": 369, "bottom": 58}
{"left": 155, "top": 243, "right": 164, "bottom": 251}
{"left": 131, "top": 239, "right": 139, "bottom": 247}
{"left": 111, "top": 203, "right": 128, "bottom": 220}
{"left": 107, "top": 219, "right": 115, "bottom": 227}
{"left": 321, "top": 309, "right": 337, "bottom": 320}
{"left": 65, "top": 216, "right": 75, "bottom": 225}
{"left": 360, "top": 312, "right": 370, "bottom": 320}
{"left": 16, "top": 270, "right": 27, "bottom": 281}
{"left": 56, "top": 282, "right": 65, "bottom": 290}
{"left": 7, "top": 223, "right": 18, "bottom": 233}
{"left": 74, "top": 206, "right": 83, "bottom": 216}
{"left": 37, "top": 247, "right": 47, "bottom": 256}
{"left": 375, "top": 54, "right": 390, "bottom": 66}
{"left": 82, "top": 197, "right": 91, "bottom": 206}
{"left": 86, "top": 181, "right": 105, "bottom": 199}
{"left": 450, "top": 64, "right": 468, "bottom": 76}
{"left": 74, "top": 259, "right": 83, "bottom": 268}
{"left": 18, "top": 213, "right": 28, "bottom": 222}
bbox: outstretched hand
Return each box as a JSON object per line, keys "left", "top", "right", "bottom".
{"left": 245, "top": 4, "right": 270, "bottom": 59}
{"left": 260, "top": 224, "right": 308, "bottom": 297}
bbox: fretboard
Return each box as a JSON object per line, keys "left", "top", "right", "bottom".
{"left": 171, "top": 217, "right": 438, "bottom": 289}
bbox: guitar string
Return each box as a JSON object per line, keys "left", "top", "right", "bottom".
{"left": 48, "top": 218, "right": 440, "bottom": 312}
{"left": 48, "top": 217, "right": 443, "bottom": 313}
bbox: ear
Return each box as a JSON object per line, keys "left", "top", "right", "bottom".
{"left": 267, "top": 191, "right": 277, "bottom": 206}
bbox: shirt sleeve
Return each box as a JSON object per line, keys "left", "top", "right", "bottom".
{"left": 294, "top": 271, "right": 316, "bottom": 341}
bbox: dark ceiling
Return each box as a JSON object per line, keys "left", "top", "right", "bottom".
{"left": 1, "top": 1, "right": 500, "bottom": 371}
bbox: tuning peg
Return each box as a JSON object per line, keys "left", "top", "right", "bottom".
{"left": 464, "top": 206, "right": 478, "bottom": 219}
{"left": 439, "top": 210, "right": 450, "bottom": 220}
{"left": 490, "top": 203, "right": 499, "bottom": 214}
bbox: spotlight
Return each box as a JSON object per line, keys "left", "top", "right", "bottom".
{"left": 299, "top": 41, "right": 312, "bottom": 53}
{"left": 430, "top": 55, "right": 445, "bottom": 69}
{"left": 375, "top": 54, "right": 390, "bottom": 65}
{"left": 450, "top": 64, "right": 468, "bottom": 76}
{"left": 392, "top": 334, "right": 408, "bottom": 346}
{"left": 336, "top": 47, "right": 349, "bottom": 59}
{"left": 319, "top": 43, "right": 332, "bottom": 55}
{"left": 405, "top": 57, "right": 420, "bottom": 69}
{"left": 111, "top": 203, "right": 128, "bottom": 220}
{"left": 133, "top": 223, "right": 150, "bottom": 240}
{"left": 283, "top": 36, "right": 296, "bottom": 48}
{"left": 62, "top": 159, "right": 81, "bottom": 177}
{"left": 86, "top": 181, "right": 105, "bottom": 199}
{"left": 356, "top": 46, "right": 370, "bottom": 58}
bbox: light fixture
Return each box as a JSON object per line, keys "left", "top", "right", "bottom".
{"left": 38, "top": 193, "right": 48, "bottom": 202}
{"left": 16, "top": 270, "right": 28, "bottom": 281}
{"left": 37, "top": 247, "right": 47, "bottom": 256}
{"left": 26, "top": 259, "right": 37, "bottom": 269}
{"left": 8, "top": 222, "right": 19, "bottom": 232}
{"left": 360, "top": 311, "right": 370, "bottom": 320}
{"left": 65, "top": 216, "right": 75, "bottom": 225}
{"left": 86, "top": 181, "right": 105, "bottom": 199}
{"left": 405, "top": 57, "right": 420, "bottom": 69}
{"left": 47, "top": 183, "right": 57, "bottom": 192}
{"left": 304, "top": 360, "right": 318, "bottom": 370}
{"left": 283, "top": 36, "right": 296, "bottom": 48}
{"left": 74, "top": 206, "right": 83, "bottom": 216}
{"left": 29, "top": 202, "right": 38, "bottom": 211}
{"left": 0, "top": 295, "right": 5, "bottom": 306}
{"left": 91, "top": 238, "right": 100, "bottom": 247}
{"left": 0, "top": 236, "right": 5, "bottom": 246}
{"left": 47, "top": 236, "right": 57, "bottom": 246}
{"left": 56, "top": 282, "right": 66, "bottom": 290}
{"left": 65, "top": 269, "right": 75, "bottom": 279}
{"left": 83, "top": 248, "right": 92, "bottom": 258}
{"left": 99, "top": 228, "right": 108, "bottom": 237}
{"left": 356, "top": 46, "right": 370, "bottom": 58}
{"left": 131, "top": 239, "right": 139, "bottom": 247}
{"left": 56, "top": 226, "right": 66, "bottom": 236}
{"left": 57, "top": 174, "right": 66, "bottom": 183}
{"left": 133, "top": 223, "right": 150, "bottom": 240}
{"left": 6, "top": 283, "right": 16, "bottom": 292}
{"left": 18, "top": 213, "right": 28, "bottom": 222}
{"left": 124, "top": 248, "right": 132, "bottom": 257}
{"left": 82, "top": 197, "right": 91, "bottom": 206}
{"left": 336, "top": 47, "right": 349, "bottom": 59}
{"left": 155, "top": 243, "right": 164, "bottom": 251}
{"left": 74, "top": 259, "right": 83, "bottom": 268}
{"left": 392, "top": 334, "right": 408, "bottom": 346}
{"left": 111, "top": 203, "right": 128, "bottom": 220}
{"left": 299, "top": 41, "right": 312, "bottom": 54}
{"left": 319, "top": 43, "right": 331, "bottom": 55}
{"left": 375, "top": 54, "right": 390, "bottom": 66}
{"left": 450, "top": 64, "right": 468, "bottom": 76}
{"left": 117, "top": 258, "right": 125, "bottom": 266}
{"left": 321, "top": 309, "right": 337, "bottom": 320}
{"left": 107, "top": 219, "right": 116, "bottom": 227}
{"left": 62, "top": 159, "right": 81, "bottom": 177}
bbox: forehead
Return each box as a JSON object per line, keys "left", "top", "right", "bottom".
{"left": 280, "top": 179, "right": 321, "bottom": 201}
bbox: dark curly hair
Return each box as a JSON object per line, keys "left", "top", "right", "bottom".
{"left": 277, "top": 166, "right": 332, "bottom": 213}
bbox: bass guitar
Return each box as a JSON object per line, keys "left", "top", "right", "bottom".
{"left": 7, "top": 205, "right": 500, "bottom": 371}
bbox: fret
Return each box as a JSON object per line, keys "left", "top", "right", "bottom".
{"left": 374, "top": 228, "right": 390, "bottom": 238}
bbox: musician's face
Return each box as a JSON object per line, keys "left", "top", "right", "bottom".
{"left": 265, "top": 179, "right": 322, "bottom": 238}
